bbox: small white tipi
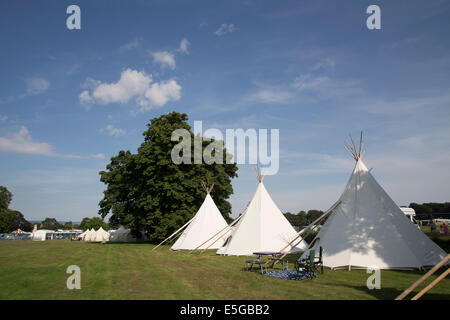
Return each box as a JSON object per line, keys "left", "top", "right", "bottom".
{"left": 310, "top": 134, "right": 448, "bottom": 270}
{"left": 217, "top": 170, "right": 307, "bottom": 256}
{"left": 93, "top": 227, "right": 110, "bottom": 242}
{"left": 85, "top": 228, "right": 96, "bottom": 242}
{"left": 172, "top": 184, "right": 230, "bottom": 250}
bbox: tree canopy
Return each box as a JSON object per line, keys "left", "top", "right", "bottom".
{"left": 0, "top": 186, "right": 13, "bottom": 211}
{"left": 0, "top": 186, "right": 32, "bottom": 233}
{"left": 98, "top": 112, "right": 238, "bottom": 242}
{"left": 40, "top": 217, "right": 63, "bottom": 231}
{"left": 284, "top": 209, "right": 326, "bottom": 229}
{"left": 80, "top": 217, "right": 109, "bottom": 231}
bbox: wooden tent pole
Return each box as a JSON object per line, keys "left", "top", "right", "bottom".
{"left": 152, "top": 216, "right": 195, "bottom": 251}
{"left": 349, "top": 134, "right": 357, "bottom": 159}
{"left": 277, "top": 200, "right": 341, "bottom": 260}
{"left": 395, "top": 254, "right": 449, "bottom": 300}
{"left": 190, "top": 216, "right": 237, "bottom": 253}
{"left": 411, "top": 268, "right": 450, "bottom": 300}
{"left": 193, "top": 213, "right": 245, "bottom": 254}
{"left": 358, "top": 131, "right": 363, "bottom": 158}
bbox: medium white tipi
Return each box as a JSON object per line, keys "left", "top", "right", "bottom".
{"left": 171, "top": 184, "right": 230, "bottom": 250}
{"left": 217, "top": 170, "right": 307, "bottom": 256}
{"left": 310, "top": 134, "right": 447, "bottom": 270}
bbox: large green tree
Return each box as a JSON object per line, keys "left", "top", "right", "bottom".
{"left": 98, "top": 112, "right": 238, "bottom": 242}
{"left": 0, "top": 186, "right": 13, "bottom": 211}
{"left": 0, "top": 186, "right": 32, "bottom": 232}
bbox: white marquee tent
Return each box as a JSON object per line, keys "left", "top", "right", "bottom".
{"left": 77, "top": 230, "right": 88, "bottom": 240}
{"left": 309, "top": 134, "right": 447, "bottom": 270}
{"left": 31, "top": 230, "right": 54, "bottom": 241}
{"left": 217, "top": 173, "right": 307, "bottom": 256}
{"left": 93, "top": 227, "right": 110, "bottom": 242}
{"left": 84, "top": 228, "right": 96, "bottom": 242}
{"left": 171, "top": 187, "right": 230, "bottom": 250}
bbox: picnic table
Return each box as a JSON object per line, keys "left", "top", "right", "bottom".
{"left": 245, "top": 251, "right": 288, "bottom": 273}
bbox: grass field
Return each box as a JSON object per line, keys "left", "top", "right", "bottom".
{"left": 0, "top": 240, "right": 449, "bottom": 300}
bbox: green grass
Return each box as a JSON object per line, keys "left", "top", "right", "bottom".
{"left": 0, "top": 240, "right": 449, "bottom": 300}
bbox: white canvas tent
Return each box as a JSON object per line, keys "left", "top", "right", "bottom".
{"left": 93, "top": 227, "right": 110, "bottom": 242}
{"left": 171, "top": 186, "right": 230, "bottom": 250}
{"left": 109, "top": 226, "right": 126, "bottom": 242}
{"left": 84, "top": 228, "right": 96, "bottom": 242}
{"left": 31, "top": 230, "right": 54, "bottom": 241}
{"left": 217, "top": 172, "right": 307, "bottom": 256}
{"left": 109, "top": 226, "right": 147, "bottom": 242}
{"left": 77, "top": 230, "right": 88, "bottom": 240}
{"left": 309, "top": 134, "right": 448, "bottom": 270}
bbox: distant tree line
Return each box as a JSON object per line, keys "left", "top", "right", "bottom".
{"left": 283, "top": 210, "right": 325, "bottom": 229}
{"left": 409, "top": 202, "right": 450, "bottom": 219}
{"left": 409, "top": 202, "right": 450, "bottom": 215}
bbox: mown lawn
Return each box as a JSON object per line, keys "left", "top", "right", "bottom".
{"left": 0, "top": 240, "right": 448, "bottom": 300}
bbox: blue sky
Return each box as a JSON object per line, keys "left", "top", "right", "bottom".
{"left": 1, "top": 0, "right": 450, "bottom": 221}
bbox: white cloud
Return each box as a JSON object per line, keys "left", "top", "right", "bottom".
{"left": 101, "top": 125, "right": 126, "bottom": 137}
{"left": 0, "top": 126, "right": 107, "bottom": 159}
{"left": 0, "top": 115, "right": 7, "bottom": 123}
{"left": 79, "top": 90, "right": 94, "bottom": 107}
{"left": 26, "top": 77, "right": 50, "bottom": 95}
{"left": 178, "top": 38, "right": 190, "bottom": 54}
{"left": 0, "top": 126, "right": 56, "bottom": 156}
{"left": 311, "top": 57, "right": 336, "bottom": 71}
{"left": 215, "top": 23, "right": 236, "bottom": 36}
{"left": 91, "top": 153, "right": 106, "bottom": 159}
{"left": 81, "top": 77, "right": 102, "bottom": 90}
{"left": 150, "top": 51, "right": 176, "bottom": 69}
{"left": 93, "top": 69, "right": 151, "bottom": 104}
{"left": 247, "top": 87, "right": 294, "bottom": 104}
{"left": 139, "top": 79, "right": 181, "bottom": 111}
{"left": 291, "top": 74, "right": 330, "bottom": 91}
{"left": 80, "top": 69, "right": 181, "bottom": 111}
{"left": 120, "top": 38, "right": 141, "bottom": 50}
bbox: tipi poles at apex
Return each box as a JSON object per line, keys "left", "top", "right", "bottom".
{"left": 201, "top": 181, "right": 214, "bottom": 194}
{"left": 252, "top": 164, "right": 265, "bottom": 183}
{"left": 344, "top": 131, "right": 364, "bottom": 161}
{"left": 152, "top": 216, "right": 195, "bottom": 251}
{"left": 277, "top": 200, "right": 342, "bottom": 260}
{"left": 191, "top": 213, "right": 244, "bottom": 254}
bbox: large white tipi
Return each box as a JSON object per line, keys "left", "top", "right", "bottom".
{"left": 310, "top": 134, "right": 447, "bottom": 270}
{"left": 171, "top": 184, "right": 230, "bottom": 250}
{"left": 217, "top": 170, "right": 307, "bottom": 256}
